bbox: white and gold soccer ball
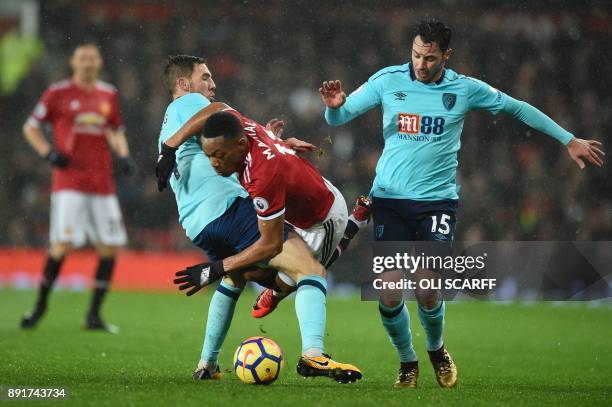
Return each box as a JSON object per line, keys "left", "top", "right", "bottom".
{"left": 233, "top": 336, "right": 284, "bottom": 384}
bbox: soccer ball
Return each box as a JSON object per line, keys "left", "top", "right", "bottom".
{"left": 233, "top": 336, "right": 284, "bottom": 384}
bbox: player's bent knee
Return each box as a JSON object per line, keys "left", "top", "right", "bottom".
{"left": 309, "top": 262, "right": 326, "bottom": 278}
{"left": 379, "top": 298, "right": 402, "bottom": 309}
{"left": 415, "top": 288, "right": 440, "bottom": 309}
{"left": 377, "top": 270, "right": 404, "bottom": 305}
{"left": 282, "top": 257, "right": 326, "bottom": 282}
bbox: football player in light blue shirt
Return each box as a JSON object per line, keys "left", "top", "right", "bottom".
{"left": 159, "top": 55, "right": 272, "bottom": 380}
{"left": 159, "top": 62, "right": 247, "bottom": 242}
{"left": 158, "top": 56, "right": 366, "bottom": 383}
{"left": 320, "top": 19, "right": 604, "bottom": 389}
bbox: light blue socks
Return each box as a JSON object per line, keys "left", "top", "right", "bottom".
{"left": 200, "top": 280, "right": 242, "bottom": 366}
{"left": 418, "top": 298, "right": 445, "bottom": 351}
{"left": 379, "top": 301, "right": 418, "bottom": 362}
{"left": 295, "top": 275, "right": 327, "bottom": 356}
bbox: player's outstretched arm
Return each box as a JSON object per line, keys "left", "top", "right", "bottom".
{"left": 566, "top": 137, "right": 604, "bottom": 170}
{"left": 285, "top": 137, "right": 317, "bottom": 153}
{"left": 320, "top": 79, "right": 381, "bottom": 126}
{"left": 265, "top": 118, "right": 285, "bottom": 138}
{"left": 501, "top": 96, "right": 605, "bottom": 169}
{"left": 265, "top": 117, "right": 316, "bottom": 152}
{"left": 319, "top": 80, "right": 347, "bottom": 109}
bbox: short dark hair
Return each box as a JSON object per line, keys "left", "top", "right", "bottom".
{"left": 163, "top": 55, "right": 206, "bottom": 95}
{"left": 413, "top": 19, "right": 452, "bottom": 53}
{"left": 202, "top": 111, "right": 244, "bottom": 139}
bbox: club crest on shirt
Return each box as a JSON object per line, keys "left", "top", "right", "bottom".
{"left": 253, "top": 197, "right": 269, "bottom": 213}
{"left": 442, "top": 93, "right": 456, "bottom": 111}
{"left": 100, "top": 101, "right": 112, "bottom": 116}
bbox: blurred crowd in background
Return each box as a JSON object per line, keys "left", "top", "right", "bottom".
{"left": 1, "top": 0, "right": 611, "bottom": 267}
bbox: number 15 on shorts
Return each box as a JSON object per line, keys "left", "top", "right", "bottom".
{"left": 431, "top": 214, "right": 451, "bottom": 234}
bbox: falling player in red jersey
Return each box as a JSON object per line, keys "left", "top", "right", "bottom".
{"left": 21, "top": 43, "right": 133, "bottom": 333}
{"left": 158, "top": 102, "right": 372, "bottom": 316}
{"left": 203, "top": 109, "right": 345, "bottom": 269}
{"left": 171, "top": 109, "right": 363, "bottom": 382}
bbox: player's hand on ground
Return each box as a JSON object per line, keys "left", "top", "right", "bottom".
{"left": 265, "top": 118, "right": 285, "bottom": 138}
{"left": 285, "top": 137, "right": 317, "bottom": 153}
{"left": 173, "top": 260, "right": 225, "bottom": 296}
{"left": 567, "top": 138, "right": 604, "bottom": 169}
{"left": 319, "top": 80, "right": 346, "bottom": 108}
{"left": 46, "top": 150, "right": 69, "bottom": 168}
{"left": 156, "top": 143, "right": 178, "bottom": 191}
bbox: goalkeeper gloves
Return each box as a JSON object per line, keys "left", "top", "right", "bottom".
{"left": 173, "top": 260, "right": 225, "bottom": 296}
{"left": 155, "top": 142, "right": 178, "bottom": 191}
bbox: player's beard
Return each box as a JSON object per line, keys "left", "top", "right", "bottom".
{"left": 423, "top": 61, "right": 445, "bottom": 83}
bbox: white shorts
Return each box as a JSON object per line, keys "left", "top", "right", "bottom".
{"left": 50, "top": 190, "right": 127, "bottom": 248}
{"left": 292, "top": 179, "right": 348, "bottom": 267}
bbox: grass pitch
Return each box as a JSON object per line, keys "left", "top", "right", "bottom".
{"left": 1, "top": 289, "right": 611, "bottom": 406}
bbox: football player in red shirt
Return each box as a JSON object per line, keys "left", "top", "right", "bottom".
{"left": 201, "top": 109, "right": 349, "bottom": 270}
{"left": 205, "top": 109, "right": 363, "bottom": 380}
{"left": 21, "top": 43, "right": 133, "bottom": 333}
{"left": 168, "top": 109, "right": 363, "bottom": 382}
{"left": 157, "top": 103, "right": 372, "bottom": 319}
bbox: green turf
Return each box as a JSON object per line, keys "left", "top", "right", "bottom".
{"left": 1, "top": 289, "right": 611, "bottom": 406}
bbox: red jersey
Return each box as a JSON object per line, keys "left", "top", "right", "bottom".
{"left": 230, "top": 109, "right": 334, "bottom": 229}
{"left": 27, "top": 79, "right": 123, "bottom": 194}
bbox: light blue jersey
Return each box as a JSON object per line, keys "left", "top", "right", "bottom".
{"left": 325, "top": 63, "right": 573, "bottom": 201}
{"left": 159, "top": 93, "right": 248, "bottom": 240}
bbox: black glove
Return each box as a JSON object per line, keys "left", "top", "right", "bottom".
{"left": 156, "top": 143, "right": 178, "bottom": 191}
{"left": 115, "top": 157, "right": 138, "bottom": 177}
{"left": 173, "top": 260, "right": 225, "bottom": 296}
{"left": 46, "top": 150, "right": 69, "bottom": 168}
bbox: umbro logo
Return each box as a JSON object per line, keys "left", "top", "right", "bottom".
{"left": 433, "top": 233, "right": 450, "bottom": 242}
{"left": 393, "top": 91, "right": 408, "bottom": 101}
